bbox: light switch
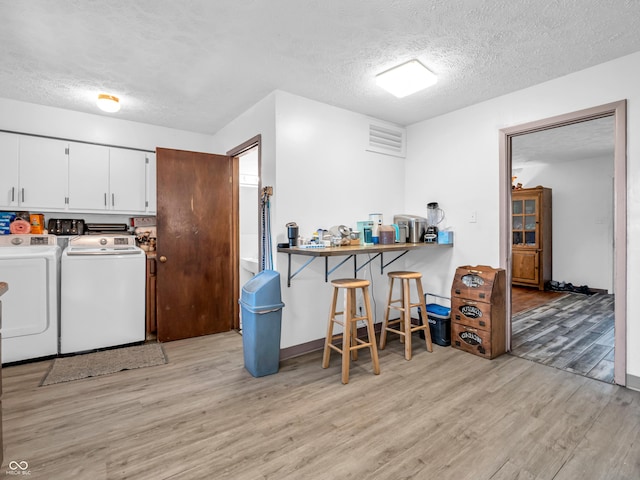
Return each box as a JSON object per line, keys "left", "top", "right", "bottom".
{"left": 470, "top": 211, "right": 477, "bottom": 223}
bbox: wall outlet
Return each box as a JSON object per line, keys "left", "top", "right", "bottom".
{"left": 469, "top": 210, "right": 477, "bottom": 223}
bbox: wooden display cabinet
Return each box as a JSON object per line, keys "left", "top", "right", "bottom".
{"left": 512, "top": 186, "right": 552, "bottom": 290}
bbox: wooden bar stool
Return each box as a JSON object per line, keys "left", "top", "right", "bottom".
{"left": 379, "top": 271, "right": 433, "bottom": 360}
{"left": 322, "top": 278, "right": 380, "bottom": 384}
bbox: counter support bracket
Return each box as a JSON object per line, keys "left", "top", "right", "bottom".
{"left": 286, "top": 254, "right": 318, "bottom": 287}
{"left": 326, "top": 255, "right": 354, "bottom": 282}
{"left": 380, "top": 250, "right": 409, "bottom": 274}
{"left": 354, "top": 253, "right": 381, "bottom": 277}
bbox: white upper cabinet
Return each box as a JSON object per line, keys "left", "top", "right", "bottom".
{"left": 146, "top": 152, "right": 157, "bottom": 214}
{"left": 17, "top": 136, "right": 68, "bottom": 210}
{"left": 0, "top": 132, "right": 154, "bottom": 215}
{"left": 68, "top": 142, "right": 110, "bottom": 210}
{"left": 109, "top": 148, "right": 147, "bottom": 213}
{"left": 0, "top": 132, "right": 19, "bottom": 207}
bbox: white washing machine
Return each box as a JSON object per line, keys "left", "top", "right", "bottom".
{"left": 0, "top": 234, "right": 60, "bottom": 364}
{"left": 61, "top": 235, "right": 145, "bottom": 354}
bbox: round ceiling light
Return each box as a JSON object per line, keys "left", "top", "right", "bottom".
{"left": 96, "top": 93, "right": 121, "bottom": 113}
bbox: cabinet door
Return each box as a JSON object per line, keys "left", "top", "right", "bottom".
{"left": 109, "top": 148, "right": 147, "bottom": 212}
{"left": 18, "top": 136, "right": 68, "bottom": 209}
{"left": 68, "top": 142, "right": 110, "bottom": 210}
{"left": 512, "top": 196, "right": 539, "bottom": 247}
{"left": 146, "top": 152, "right": 157, "bottom": 214}
{"left": 0, "top": 133, "right": 19, "bottom": 207}
{"left": 512, "top": 249, "right": 539, "bottom": 285}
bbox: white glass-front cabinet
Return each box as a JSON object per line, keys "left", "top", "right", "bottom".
{"left": 0, "top": 135, "right": 69, "bottom": 211}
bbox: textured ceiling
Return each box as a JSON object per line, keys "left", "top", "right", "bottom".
{"left": 1, "top": 1, "right": 640, "bottom": 134}
{"left": 512, "top": 116, "right": 615, "bottom": 167}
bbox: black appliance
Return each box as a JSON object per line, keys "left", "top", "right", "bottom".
{"left": 47, "top": 218, "right": 85, "bottom": 235}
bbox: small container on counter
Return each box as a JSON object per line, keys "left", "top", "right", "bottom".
{"left": 378, "top": 225, "right": 395, "bottom": 245}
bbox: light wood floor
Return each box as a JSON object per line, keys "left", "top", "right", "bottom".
{"left": 2, "top": 332, "right": 639, "bottom": 479}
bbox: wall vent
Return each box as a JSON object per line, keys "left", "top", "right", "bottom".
{"left": 367, "top": 122, "right": 406, "bottom": 158}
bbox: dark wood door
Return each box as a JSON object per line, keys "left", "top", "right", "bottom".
{"left": 156, "top": 148, "right": 236, "bottom": 342}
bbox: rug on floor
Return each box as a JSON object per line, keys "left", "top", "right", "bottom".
{"left": 40, "top": 343, "right": 167, "bottom": 386}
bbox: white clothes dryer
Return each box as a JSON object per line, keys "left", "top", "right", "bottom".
{"left": 0, "top": 234, "right": 60, "bottom": 364}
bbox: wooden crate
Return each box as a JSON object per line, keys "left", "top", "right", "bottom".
{"left": 451, "top": 265, "right": 502, "bottom": 302}
{"left": 451, "top": 297, "right": 493, "bottom": 330}
{"left": 451, "top": 322, "right": 494, "bottom": 359}
{"left": 451, "top": 265, "right": 506, "bottom": 359}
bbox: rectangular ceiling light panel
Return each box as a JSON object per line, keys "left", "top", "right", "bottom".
{"left": 376, "top": 60, "right": 437, "bottom": 98}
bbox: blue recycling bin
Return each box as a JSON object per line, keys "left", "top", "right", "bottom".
{"left": 239, "top": 270, "right": 285, "bottom": 377}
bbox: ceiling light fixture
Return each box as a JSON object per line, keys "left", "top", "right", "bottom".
{"left": 96, "top": 93, "right": 121, "bottom": 113}
{"left": 375, "top": 60, "right": 437, "bottom": 98}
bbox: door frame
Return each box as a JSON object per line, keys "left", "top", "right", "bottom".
{"left": 499, "top": 100, "right": 627, "bottom": 386}
{"left": 227, "top": 134, "right": 262, "bottom": 330}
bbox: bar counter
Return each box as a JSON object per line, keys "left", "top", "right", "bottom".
{"left": 277, "top": 242, "right": 452, "bottom": 286}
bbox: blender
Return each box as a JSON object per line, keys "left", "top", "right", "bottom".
{"left": 425, "top": 202, "right": 444, "bottom": 243}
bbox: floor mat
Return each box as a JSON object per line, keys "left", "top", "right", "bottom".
{"left": 40, "top": 343, "right": 167, "bottom": 386}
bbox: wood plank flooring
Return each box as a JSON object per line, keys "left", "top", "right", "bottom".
{"left": 511, "top": 286, "right": 567, "bottom": 315}
{"left": 511, "top": 292, "right": 615, "bottom": 383}
{"left": 2, "top": 332, "right": 639, "bottom": 479}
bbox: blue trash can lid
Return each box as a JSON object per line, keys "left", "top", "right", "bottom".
{"left": 241, "top": 269, "right": 283, "bottom": 308}
{"left": 426, "top": 303, "right": 451, "bottom": 318}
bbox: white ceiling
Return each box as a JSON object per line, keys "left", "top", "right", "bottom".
{"left": 512, "top": 116, "right": 615, "bottom": 167}
{"left": 1, "top": 1, "right": 640, "bottom": 135}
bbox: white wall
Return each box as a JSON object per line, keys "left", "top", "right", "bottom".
{"left": 0, "top": 97, "right": 215, "bottom": 153}
{"left": 515, "top": 155, "right": 614, "bottom": 292}
{"left": 213, "top": 91, "right": 407, "bottom": 348}
{"left": 405, "top": 51, "right": 640, "bottom": 379}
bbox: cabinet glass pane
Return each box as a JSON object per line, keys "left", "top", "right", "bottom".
{"left": 512, "top": 216, "right": 523, "bottom": 230}
{"left": 513, "top": 231, "right": 523, "bottom": 245}
{"left": 525, "top": 231, "right": 536, "bottom": 245}
{"left": 513, "top": 200, "right": 523, "bottom": 214}
{"left": 524, "top": 215, "right": 536, "bottom": 230}
{"left": 524, "top": 199, "right": 536, "bottom": 214}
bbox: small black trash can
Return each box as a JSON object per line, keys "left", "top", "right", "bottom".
{"left": 239, "top": 270, "right": 285, "bottom": 377}
{"left": 418, "top": 293, "right": 451, "bottom": 347}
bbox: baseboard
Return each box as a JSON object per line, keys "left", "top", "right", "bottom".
{"left": 626, "top": 373, "right": 640, "bottom": 392}
{"left": 279, "top": 323, "right": 384, "bottom": 361}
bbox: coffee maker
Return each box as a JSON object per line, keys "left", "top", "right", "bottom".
{"left": 425, "top": 202, "right": 445, "bottom": 243}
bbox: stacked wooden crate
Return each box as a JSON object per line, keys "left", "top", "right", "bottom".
{"left": 451, "top": 265, "right": 506, "bottom": 359}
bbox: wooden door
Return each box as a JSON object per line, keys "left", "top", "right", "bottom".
{"left": 156, "top": 148, "right": 236, "bottom": 342}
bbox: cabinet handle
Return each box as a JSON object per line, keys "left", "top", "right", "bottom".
{"left": 104, "top": 193, "right": 107, "bottom": 206}
{"left": 464, "top": 326, "right": 479, "bottom": 333}
{"left": 463, "top": 300, "right": 478, "bottom": 305}
{"left": 159, "top": 256, "right": 167, "bottom": 263}
{"left": 21, "top": 188, "right": 24, "bottom": 202}
{"left": 11, "top": 187, "right": 14, "bottom": 202}
{"left": 112, "top": 193, "right": 115, "bottom": 207}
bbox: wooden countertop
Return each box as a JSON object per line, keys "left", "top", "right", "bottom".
{"left": 278, "top": 242, "right": 453, "bottom": 286}
{"left": 0, "top": 282, "right": 7, "bottom": 296}
{"left": 277, "top": 242, "right": 450, "bottom": 257}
